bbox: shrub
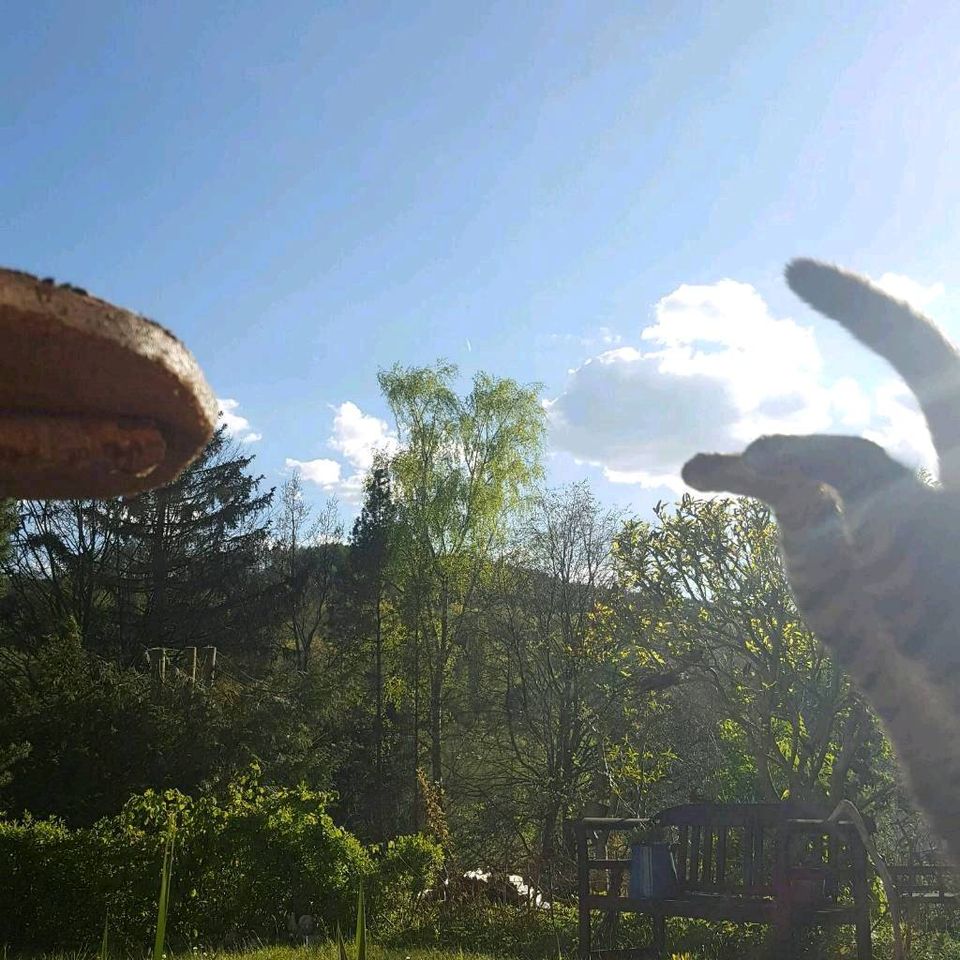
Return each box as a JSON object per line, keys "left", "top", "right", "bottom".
{"left": 0, "top": 766, "right": 374, "bottom": 952}
{"left": 371, "top": 833, "right": 445, "bottom": 933}
{"left": 0, "top": 814, "right": 102, "bottom": 948}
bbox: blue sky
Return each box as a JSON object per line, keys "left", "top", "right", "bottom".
{"left": 4, "top": 1, "right": 959, "bottom": 517}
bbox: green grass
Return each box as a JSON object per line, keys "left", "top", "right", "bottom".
{"left": 233, "top": 949, "right": 505, "bottom": 960}
{"left": 27, "top": 949, "right": 513, "bottom": 960}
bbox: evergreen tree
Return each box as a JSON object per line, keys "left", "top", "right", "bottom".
{"left": 108, "top": 425, "right": 275, "bottom": 660}
{"left": 345, "top": 463, "right": 398, "bottom": 837}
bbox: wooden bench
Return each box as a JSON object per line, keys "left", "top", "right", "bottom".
{"left": 572, "top": 802, "right": 873, "bottom": 959}
{"left": 890, "top": 858, "right": 957, "bottom": 911}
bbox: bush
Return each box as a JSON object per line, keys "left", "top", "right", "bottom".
{"left": 378, "top": 899, "right": 578, "bottom": 959}
{"left": 0, "top": 814, "right": 103, "bottom": 948}
{"left": 0, "top": 766, "right": 383, "bottom": 952}
{"left": 371, "top": 833, "right": 445, "bottom": 934}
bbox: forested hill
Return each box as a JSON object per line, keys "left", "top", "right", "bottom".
{"left": 0, "top": 362, "right": 922, "bottom": 875}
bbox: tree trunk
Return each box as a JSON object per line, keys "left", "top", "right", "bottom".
{"left": 147, "top": 493, "right": 169, "bottom": 648}
{"left": 429, "top": 663, "right": 443, "bottom": 786}
{"left": 374, "top": 585, "right": 384, "bottom": 839}
{"left": 411, "top": 615, "right": 421, "bottom": 832}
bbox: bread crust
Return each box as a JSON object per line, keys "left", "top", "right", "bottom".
{"left": 0, "top": 268, "right": 218, "bottom": 498}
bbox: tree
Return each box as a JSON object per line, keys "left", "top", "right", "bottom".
{"left": 273, "top": 473, "right": 343, "bottom": 671}
{"left": 106, "top": 425, "right": 275, "bottom": 660}
{"left": 378, "top": 361, "right": 545, "bottom": 787}
{"left": 0, "top": 625, "right": 326, "bottom": 825}
{"left": 0, "top": 499, "right": 15, "bottom": 575}
{"left": 343, "top": 464, "right": 398, "bottom": 837}
{"left": 615, "top": 495, "right": 885, "bottom": 807}
{"left": 2, "top": 499, "right": 119, "bottom": 650}
{"left": 486, "top": 484, "right": 688, "bottom": 879}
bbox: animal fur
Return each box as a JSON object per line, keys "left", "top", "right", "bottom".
{"left": 683, "top": 259, "right": 960, "bottom": 867}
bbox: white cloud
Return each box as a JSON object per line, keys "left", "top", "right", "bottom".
{"left": 874, "top": 273, "right": 945, "bottom": 312}
{"left": 217, "top": 398, "right": 262, "bottom": 443}
{"left": 285, "top": 401, "right": 398, "bottom": 504}
{"left": 547, "top": 326, "right": 624, "bottom": 349}
{"left": 284, "top": 457, "right": 341, "bottom": 490}
{"left": 829, "top": 377, "right": 872, "bottom": 428}
{"left": 329, "top": 402, "right": 398, "bottom": 473}
{"left": 864, "top": 380, "right": 937, "bottom": 474}
{"left": 548, "top": 273, "right": 942, "bottom": 490}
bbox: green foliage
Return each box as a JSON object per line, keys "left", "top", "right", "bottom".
{"left": 100, "top": 913, "right": 110, "bottom": 960}
{"left": 333, "top": 464, "right": 403, "bottom": 840}
{"left": 0, "top": 814, "right": 98, "bottom": 947}
{"left": 0, "top": 635, "right": 326, "bottom": 825}
{"left": 153, "top": 824, "right": 176, "bottom": 960}
{"left": 355, "top": 885, "right": 367, "bottom": 960}
{"left": 379, "top": 361, "right": 546, "bottom": 782}
{"left": 272, "top": 473, "right": 345, "bottom": 671}
{"left": 379, "top": 362, "right": 545, "bottom": 552}
{"left": 614, "top": 495, "right": 887, "bottom": 808}
{"left": 386, "top": 900, "right": 579, "bottom": 958}
{"left": 372, "top": 833, "right": 445, "bottom": 934}
{"left": 330, "top": 888, "right": 369, "bottom": 960}
{"left": 2, "top": 426, "right": 275, "bottom": 659}
{"left": 0, "top": 363, "right": 936, "bottom": 959}
{"left": 0, "top": 767, "right": 374, "bottom": 952}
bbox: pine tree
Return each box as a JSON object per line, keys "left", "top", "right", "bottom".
{"left": 109, "top": 426, "right": 275, "bottom": 660}
{"left": 342, "top": 463, "right": 397, "bottom": 837}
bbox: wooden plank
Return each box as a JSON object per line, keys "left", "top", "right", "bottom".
{"left": 690, "top": 826, "right": 702, "bottom": 887}
{"left": 743, "top": 821, "right": 755, "bottom": 889}
{"left": 657, "top": 802, "right": 791, "bottom": 828}
{"left": 677, "top": 825, "right": 689, "bottom": 883}
{"left": 754, "top": 824, "right": 764, "bottom": 884}
{"left": 701, "top": 828, "right": 713, "bottom": 887}
{"left": 772, "top": 821, "right": 787, "bottom": 896}
{"left": 577, "top": 822, "right": 592, "bottom": 960}
{"left": 579, "top": 817, "right": 651, "bottom": 829}
{"left": 716, "top": 827, "right": 727, "bottom": 887}
{"left": 850, "top": 837, "right": 873, "bottom": 960}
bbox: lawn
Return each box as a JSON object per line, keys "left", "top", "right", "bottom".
{"left": 33, "top": 950, "right": 522, "bottom": 960}
{"left": 193, "top": 950, "right": 508, "bottom": 960}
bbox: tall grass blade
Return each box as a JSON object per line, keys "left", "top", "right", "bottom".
{"left": 100, "top": 913, "right": 109, "bottom": 960}
{"left": 354, "top": 884, "right": 366, "bottom": 960}
{"left": 152, "top": 826, "right": 176, "bottom": 960}
{"left": 337, "top": 924, "right": 349, "bottom": 960}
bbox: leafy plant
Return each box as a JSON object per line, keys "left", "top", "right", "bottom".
{"left": 626, "top": 822, "right": 668, "bottom": 846}
{"left": 335, "top": 887, "right": 368, "bottom": 960}
{"left": 355, "top": 885, "right": 367, "bottom": 960}
{"left": 152, "top": 821, "right": 175, "bottom": 960}
{"left": 0, "top": 768, "right": 382, "bottom": 951}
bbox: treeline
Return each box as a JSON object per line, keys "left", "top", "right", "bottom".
{"left": 0, "top": 361, "right": 925, "bottom": 893}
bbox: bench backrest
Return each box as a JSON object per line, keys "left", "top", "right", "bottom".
{"left": 654, "top": 802, "right": 855, "bottom": 897}
{"left": 889, "top": 861, "right": 955, "bottom": 898}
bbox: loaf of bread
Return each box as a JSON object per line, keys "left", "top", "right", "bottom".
{"left": 0, "top": 268, "right": 218, "bottom": 498}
